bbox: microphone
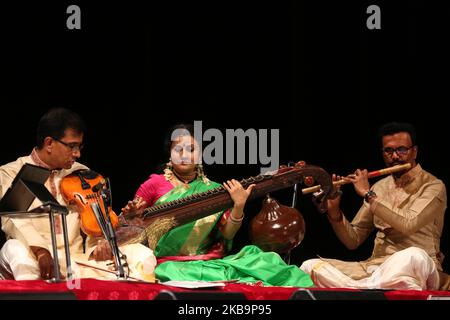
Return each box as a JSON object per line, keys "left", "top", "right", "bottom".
{"left": 92, "top": 179, "right": 106, "bottom": 192}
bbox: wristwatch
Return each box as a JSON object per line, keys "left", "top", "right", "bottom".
{"left": 364, "top": 190, "right": 377, "bottom": 202}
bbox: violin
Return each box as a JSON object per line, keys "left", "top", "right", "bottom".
{"left": 60, "top": 170, "right": 119, "bottom": 237}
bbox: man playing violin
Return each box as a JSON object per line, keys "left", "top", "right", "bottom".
{"left": 300, "top": 122, "right": 449, "bottom": 290}
{"left": 0, "top": 108, "right": 155, "bottom": 281}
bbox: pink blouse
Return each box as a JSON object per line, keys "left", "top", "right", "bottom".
{"left": 133, "top": 173, "right": 233, "bottom": 262}
{"left": 135, "top": 174, "right": 174, "bottom": 206}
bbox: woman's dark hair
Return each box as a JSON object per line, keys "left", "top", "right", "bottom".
{"left": 36, "top": 108, "right": 86, "bottom": 149}
{"left": 163, "top": 123, "right": 195, "bottom": 157}
{"left": 378, "top": 122, "right": 417, "bottom": 146}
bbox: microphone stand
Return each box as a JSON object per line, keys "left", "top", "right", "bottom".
{"left": 99, "top": 188, "right": 126, "bottom": 280}
{"left": 91, "top": 179, "right": 127, "bottom": 280}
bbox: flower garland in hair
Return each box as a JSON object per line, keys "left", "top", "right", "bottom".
{"left": 196, "top": 163, "right": 210, "bottom": 185}
{"left": 163, "top": 161, "right": 175, "bottom": 182}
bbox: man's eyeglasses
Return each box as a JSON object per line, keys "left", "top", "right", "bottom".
{"left": 53, "top": 138, "right": 84, "bottom": 152}
{"left": 382, "top": 146, "right": 413, "bottom": 156}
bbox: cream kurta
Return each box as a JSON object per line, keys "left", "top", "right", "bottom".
{"left": 328, "top": 164, "right": 447, "bottom": 277}
{"left": 0, "top": 155, "right": 94, "bottom": 273}
{"left": 0, "top": 154, "right": 157, "bottom": 281}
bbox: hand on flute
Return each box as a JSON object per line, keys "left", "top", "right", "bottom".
{"left": 327, "top": 169, "right": 370, "bottom": 221}
{"left": 327, "top": 174, "right": 343, "bottom": 219}
{"left": 344, "top": 169, "right": 371, "bottom": 197}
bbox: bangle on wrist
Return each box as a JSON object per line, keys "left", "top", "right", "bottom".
{"left": 229, "top": 214, "right": 244, "bottom": 224}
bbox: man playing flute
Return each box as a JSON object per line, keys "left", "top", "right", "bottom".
{"left": 300, "top": 122, "right": 449, "bottom": 290}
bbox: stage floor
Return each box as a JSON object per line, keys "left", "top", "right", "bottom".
{"left": 1, "top": 279, "right": 449, "bottom": 300}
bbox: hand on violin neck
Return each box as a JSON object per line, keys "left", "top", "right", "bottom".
{"left": 91, "top": 239, "right": 113, "bottom": 262}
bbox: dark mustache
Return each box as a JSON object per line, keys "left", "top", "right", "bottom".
{"left": 390, "top": 161, "right": 406, "bottom": 166}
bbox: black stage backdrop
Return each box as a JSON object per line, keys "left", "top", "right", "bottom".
{"left": 1, "top": 1, "right": 449, "bottom": 272}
